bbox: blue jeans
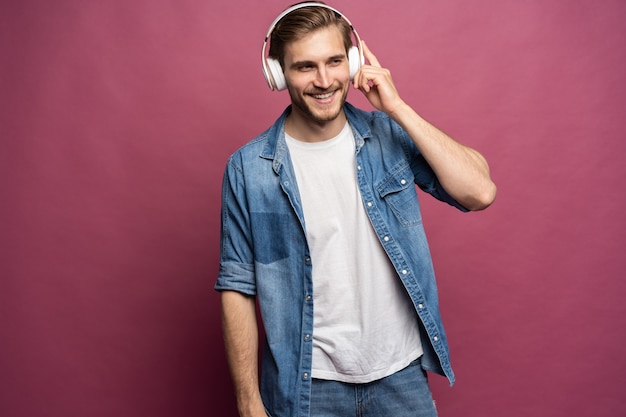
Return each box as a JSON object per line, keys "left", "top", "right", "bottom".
{"left": 309, "top": 358, "right": 438, "bottom": 417}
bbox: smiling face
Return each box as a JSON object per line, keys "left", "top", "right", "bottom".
{"left": 282, "top": 25, "right": 351, "bottom": 134}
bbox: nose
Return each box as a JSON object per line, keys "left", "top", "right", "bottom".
{"left": 314, "top": 67, "right": 332, "bottom": 89}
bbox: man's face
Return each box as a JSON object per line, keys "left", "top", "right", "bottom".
{"left": 282, "top": 25, "right": 351, "bottom": 125}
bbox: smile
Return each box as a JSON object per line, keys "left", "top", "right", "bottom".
{"left": 311, "top": 91, "right": 334, "bottom": 100}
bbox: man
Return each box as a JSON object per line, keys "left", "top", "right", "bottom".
{"left": 215, "top": 3, "right": 496, "bottom": 417}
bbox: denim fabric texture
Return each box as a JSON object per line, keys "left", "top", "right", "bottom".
{"left": 309, "top": 357, "right": 438, "bottom": 417}
{"left": 215, "top": 103, "right": 467, "bottom": 417}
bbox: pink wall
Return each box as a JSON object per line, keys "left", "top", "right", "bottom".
{"left": 1, "top": 0, "right": 624, "bottom": 416}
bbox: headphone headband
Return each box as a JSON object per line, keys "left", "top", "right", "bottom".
{"left": 261, "top": 2, "right": 364, "bottom": 91}
{"left": 264, "top": 2, "right": 354, "bottom": 40}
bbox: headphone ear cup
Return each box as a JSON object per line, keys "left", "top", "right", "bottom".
{"left": 266, "top": 58, "right": 287, "bottom": 91}
{"left": 348, "top": 46, "right": 361, "bottom": 80}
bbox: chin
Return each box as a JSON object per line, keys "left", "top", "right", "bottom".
{"left": 293, "top": 90, "right": 348, "bottom": 124}
{"left": 311, "top": 105, "right": 343, "bottom": 122}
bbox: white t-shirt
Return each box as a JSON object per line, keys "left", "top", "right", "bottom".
{"left": 286, "top": 122, "right": 423, "bottom": 383}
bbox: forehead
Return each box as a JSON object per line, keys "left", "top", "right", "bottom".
{"left": 283, "top": 26, "right": 346, "bottom": 64}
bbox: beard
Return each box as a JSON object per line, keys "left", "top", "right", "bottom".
{"left": 287, "top": 83, "right": 349, "bottom": 125}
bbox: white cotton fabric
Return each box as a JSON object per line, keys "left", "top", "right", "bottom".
{"left": 286, "top": 122, "right": 423, "bottom": 383}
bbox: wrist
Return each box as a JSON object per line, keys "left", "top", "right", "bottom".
{"left": 237, "top": 396, "right": 267, "bottom": 417}
{"left": 387, "top": 100, "right": 413, "bottom": 123}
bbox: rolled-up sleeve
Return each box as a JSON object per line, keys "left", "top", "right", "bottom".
{"left": 214, "top": 157, "right": 257, "bottom": 295}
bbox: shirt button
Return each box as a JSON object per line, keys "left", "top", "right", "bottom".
{"left": 367, "top": 202, "right": 373, "bottom": 207}
{"left": 306, "top": 295, "right": 312, "bottom": 301}
{"left": 400, "top": 179, "right": 407, "bottom": 185}
{"left": 402, "top": 269, "right": 408, "bottom": 275}
{"left": 303, "top": 373, "right": 309, "bottom": 380}
{"left": 418, "top": 304, "right": 424, "bottom": 309}
{"left": 433, "top": 336, "right": 439, "bottom": 342}
{"left": 383, "top": 236, "right": 389, "bottom": 242}
{"left": 357, "top": 165, "right": 362, "bottom": 170}
{"left": 305, "top": 257, "right": 311, "bottom": 263}
{"left": 304, "top": 334, "right": 311, "bottom": 341}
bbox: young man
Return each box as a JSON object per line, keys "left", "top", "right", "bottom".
{"left": 215, "top": 3, "right": 496, "bottom": 417}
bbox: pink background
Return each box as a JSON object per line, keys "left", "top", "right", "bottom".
{"left": 1, "top": 0, "right": 625, "bottom": 416}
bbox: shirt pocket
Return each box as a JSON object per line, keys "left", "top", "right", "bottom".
{"left": 376, "top": 161, "right": 422, "bottom": 227}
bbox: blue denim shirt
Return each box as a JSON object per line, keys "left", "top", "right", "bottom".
{"left": 215, "top": 103, "right": 468, "bottom": 417}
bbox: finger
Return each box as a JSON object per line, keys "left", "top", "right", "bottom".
{"left": 353, "top": 65, "right": 374, "bottom": 91}
{"left": 353, "top": 69, "right": 370, "bottom": 92}
{"left": 361, "top": 41, "right": 381, "bottom": 68}
{"left": 356, "top": 66, "right": 383, "bottom": 92}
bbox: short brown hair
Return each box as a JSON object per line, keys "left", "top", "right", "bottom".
{"left": 268, "top": 3, "right": 354, "bottom": 68}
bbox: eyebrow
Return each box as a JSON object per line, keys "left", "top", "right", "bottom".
{"left": 289, "top": 54, "right": 346, "bottom": 69}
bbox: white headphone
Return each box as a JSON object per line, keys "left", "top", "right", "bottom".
{"left": 261, "top": 2, "right": 364, "bottom": 91}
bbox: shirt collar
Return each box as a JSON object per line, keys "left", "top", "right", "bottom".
{"left": 260, "top": 102, "right": 372, "bottom": 173}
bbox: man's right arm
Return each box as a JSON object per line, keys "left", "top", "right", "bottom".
{"left": 221, "top": 290, "right": 268, "bottom": 417}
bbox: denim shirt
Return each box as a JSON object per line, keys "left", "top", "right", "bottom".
{"left": 215, "top": 103, "right": 468, "bottom": 417}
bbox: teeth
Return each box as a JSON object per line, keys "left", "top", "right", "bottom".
{"left": 313, "top": 92, "right": 333, "bottom": 99}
